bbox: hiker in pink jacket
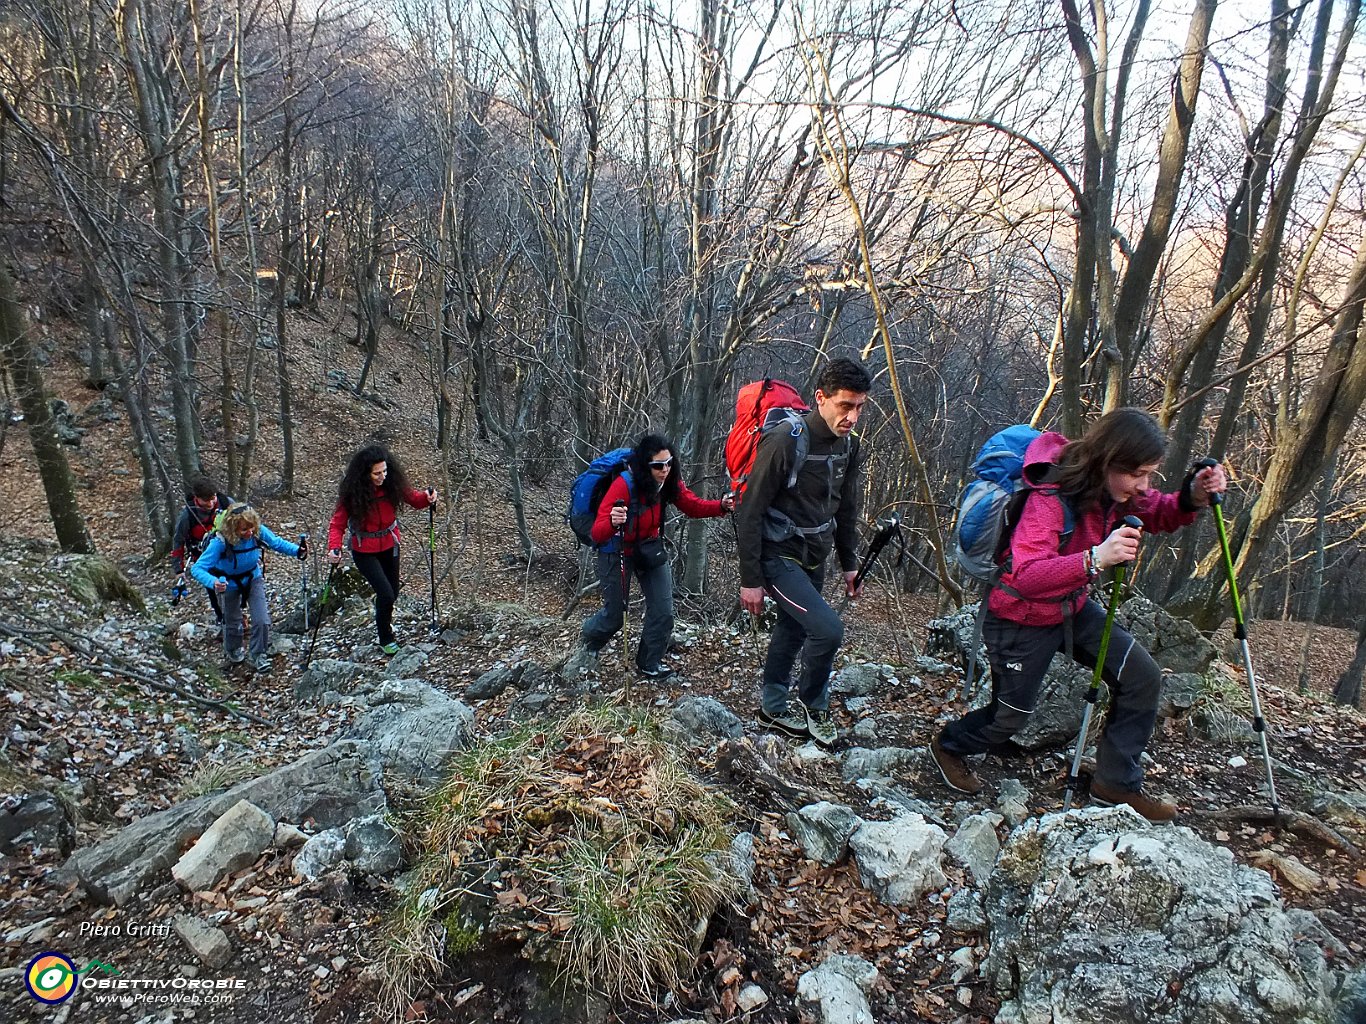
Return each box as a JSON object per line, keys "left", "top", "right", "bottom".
{"left": 931, "top": 408, "right": 1226, "bottom": 822}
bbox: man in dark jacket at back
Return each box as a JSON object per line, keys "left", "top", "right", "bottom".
{"left": 170, "top": 475, "right": 234, "bottom": 628}
{"left": 736, "top": 357, "right": 871, "bottom": 747}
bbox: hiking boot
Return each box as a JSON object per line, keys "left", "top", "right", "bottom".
{"left": 250, "top": 653, "right": 272, "bottom": 673}
{"left": 930, "top": 734, "right": 983, "bottom": 795}
{"left": 227, "top": 647, "right": 246, "bottom": 665}
{"left": 757, "top": 705, "right": 810, "bottom": 739}
{"left": 1090, "top": 780, "right": 1177, "bottom": 823}
{"left": 641, "top": 665, "right": 676, "bottom": 682}
{"left": 380, "top": 642, "right": 400, "bottom": 656}
{"left": 805, "top": 706, "right": 838, "bottom": 748}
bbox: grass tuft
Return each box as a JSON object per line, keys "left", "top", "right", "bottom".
{"left": 373, "top": 704, "right": 736, "bottom": 1017}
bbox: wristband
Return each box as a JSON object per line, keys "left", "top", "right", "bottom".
{"left": 1086, "top": 546, "right": 1101, "bottom": 580}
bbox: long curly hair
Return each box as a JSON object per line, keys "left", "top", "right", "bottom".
{"left": 1053, "top": 408, "right": 1167, "bottom": 511}
{"left": 338, "top": 444, "right": 413, "bottom": 520}
{"left": 627, "top": 433, "right": 681, "bottom": 506}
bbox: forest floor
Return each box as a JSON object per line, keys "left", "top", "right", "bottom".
{"left": 0, "top": 302, "right": 1363, "bottom": 1024}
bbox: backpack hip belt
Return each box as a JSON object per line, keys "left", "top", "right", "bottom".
{"left": 762, "top": 506, "right": 836, "bottom": 543}
{"left": 349, "top": 519, "right": 398, "bottom": 548}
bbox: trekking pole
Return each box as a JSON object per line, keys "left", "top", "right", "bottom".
{"left": 1063, "top": 514, "right": 1142, "bottom": 813}
{"left": 1195, "top": 457, "right": 1280, "bottom": 819}
{"left": 301, "top": 561, "right": 339, "bottom": 671}
{"left": 614, "top": 500, "right": 630, "bottom": 671}
{"left": 299, "top": 534, "right": 309, "bottom": 638}
{"left": 837, "top": 513, "right": 904, "bottom": 615}
{"left": 427, "top": 500, "right": 439, "bottom": 634}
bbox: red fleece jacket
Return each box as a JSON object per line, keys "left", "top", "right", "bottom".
{"left": 328, "top": 487, "right": 432, "bottom": 553}
{"left": 589, "top": 474, "right": 724, "bottom": 552}
{"left": 990, "top": 431, "right": 1197, "bottom": 626}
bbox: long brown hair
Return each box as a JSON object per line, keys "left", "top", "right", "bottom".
{"left": 1053, "top": 408, "right": 1166, "bottom": 511}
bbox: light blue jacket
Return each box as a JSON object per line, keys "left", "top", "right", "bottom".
{"left": 190, "top": 526, "right": 300, "bottom": 592}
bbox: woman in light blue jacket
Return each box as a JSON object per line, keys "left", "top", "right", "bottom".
{"left": 192, "top": 503, "right": 304, "bottom": 672}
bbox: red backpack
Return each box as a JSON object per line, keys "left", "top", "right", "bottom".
{"left": 723, "top": 379, "right": 811, "bottom": 503}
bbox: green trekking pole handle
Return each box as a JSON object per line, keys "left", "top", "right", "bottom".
{"left": 1063, "top": 515, "right": 1142, "bottom": 813}
{"left": 1194, "top": 457, "right": 1280, "bottom": 818}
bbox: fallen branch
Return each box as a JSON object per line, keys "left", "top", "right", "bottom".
{"left": 1194, "top": 804, "right": 1359, "bottom": 857}
{"left": 0, "top": 617, "right": 274, "bottom": 727}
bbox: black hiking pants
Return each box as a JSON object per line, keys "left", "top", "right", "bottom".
{"left": 353, "top": 547, "right": 401, "bottom": 645}
{"left": 939, "top": 600, "right": 1162, "bottom": 791}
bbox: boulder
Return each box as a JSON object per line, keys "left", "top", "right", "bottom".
{"left": 797, "top": 954, "right": 879, "bottom": 1024}
{"left": 344, "top": 814, "right": 404, "bottom": 875}
{"left": 351, "top": 679, "right": 474, "bottom": 780}
{"left": 985, "top": 807, "right": 1341, "bottom": 1024}
{"left": 172, "top": 800, "right": 275, "bottom": 891}
{"left": 383, "top": 647, "right": 430, "bottom": 679}
{"left": 945, "top": 887, "right": 987, "bottom": 934}
{"left": 665, "top": 696, "right": 744, "bottom": 744}
{"left": 173, "top": 916, "right": 233, "bottom": 969}
{"left": 294, "top": 659, "right": 367, "bottom": 701}
{"left": 945, "top": 814, "right": 1000, "bottom": 883}
{"left": 831, "top": 664, "right": 885, "bottom": 697}
{"left": 840, "top": 746, "right": 918, "bottom": 782}
{"left": 468, "top": 663, "right": 525, "bottom": 700}
{"left": 0, "top": 791, "right": 75, "bottom": 857}
{"left": 848, "top": 815, "right": 948, "bottom": 905}
{"left": 787, "top": 802, "right": 863, "bottom": 866}
{"left": 293, "top": 829, "right": 346, "bottom": 879}
{"left": 62, "top": 741, "right": 385, "bottom": 905}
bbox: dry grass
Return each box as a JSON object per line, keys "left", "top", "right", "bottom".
{"left": 372, "top": 704, "right": 736, "bottom": 1018}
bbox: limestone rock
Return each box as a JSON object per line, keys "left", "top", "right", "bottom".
{"left": 351, "top": 679, "right": 474, "bottom": 780}
{"left": 665, "top": 696, "right": 744, "bottom": 744}
{"left": 63, "top": 741, "right": 385, "bottom": 905}
{"left": 173, "top": 916, "right": 232, "bottom": 969}
{"left": 946, "top": 814, "right": 1000, "bottom": 883}
{"left": 294, "top": 659, "right": 367, "bottom": 701}
{"left": 172, "top": 800, "right": 275, "bottom": 892}
{"left": 797, "top": 954, "right": 879, "bottom": 1024}
{"left": 787, "top": 802, "right": 863, "bottom": 866}
{"left": 848, "top": 815, "right": 948, "bottom": 905}
{"left": 293, "top": 828, "right": 346, "bottom": 879}
{"left": 985, "top": 807, "right": 1340, "bottom": 1024}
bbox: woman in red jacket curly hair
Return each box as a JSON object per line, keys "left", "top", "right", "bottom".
{"left": 327, "top": 444, "right": 436, "bottom": 654}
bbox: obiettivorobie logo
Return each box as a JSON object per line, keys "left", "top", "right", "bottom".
{"left": 24, "top": 953, "right": 120, "bottom": 1004}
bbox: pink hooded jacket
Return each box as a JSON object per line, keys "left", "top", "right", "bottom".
{"left": 989, "top": 431, "right": 1197, "bottom": 626}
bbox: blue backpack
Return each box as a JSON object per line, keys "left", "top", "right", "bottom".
{"left": 953, "top": 424, "right": 1073, "bottom": 583}
{"left": 567, "top": 448, "right": 633, "bottom": 546}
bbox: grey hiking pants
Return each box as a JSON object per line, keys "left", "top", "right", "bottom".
{"left": 582, "top": 549, "right": 674, "bottom": 672}
{"left": 760, "top": 556, "right": 844, "bottom": 715}
{"left": 939, "top": 600, "right": 1161, "bottom": 791}
{"left": 222, "top": 576, "right": 271, "bottom": 660}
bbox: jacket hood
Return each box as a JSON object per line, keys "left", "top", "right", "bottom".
{"left": 1022, "top": 431, "right": 1070, "bottom": 487}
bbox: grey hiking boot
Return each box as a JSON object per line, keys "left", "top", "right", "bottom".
{"left": 805, "top": 706, "right": 838, "bottom": 748}
{"left": 931, "top": 734, "right": 983, "bottom": 794}
{"left": 757, "top": 704, "right": 809, "bottom": 739}
{"left": 250, "top": 653, "right": 272, "bottom": 673}
{"left": 227, "top": 647, "right": 246, "bottom": 665}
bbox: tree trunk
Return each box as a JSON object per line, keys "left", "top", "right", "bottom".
{"left": 0, "top": 264, "right": 94, "bottom": 553}
{"left": 1333, "top": 618, "right": 1366, "bottom": 708}
{"left": 1295, "top": 453, "right": 1334, "bottom": 693}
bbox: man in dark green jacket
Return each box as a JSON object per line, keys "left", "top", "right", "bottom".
{"left": 736, "top": 357, "right": 871, "bottom": 747}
